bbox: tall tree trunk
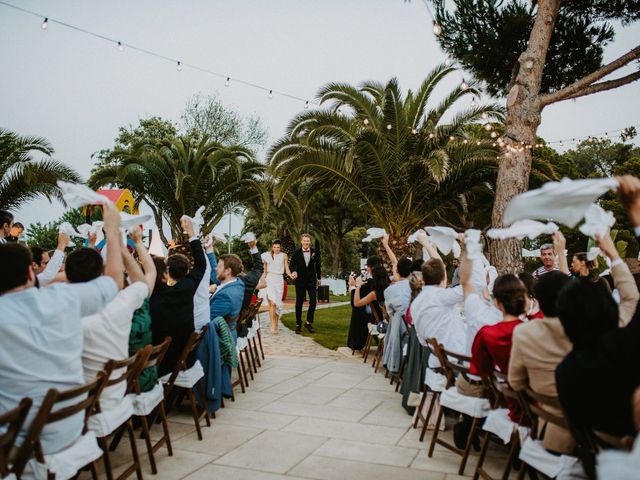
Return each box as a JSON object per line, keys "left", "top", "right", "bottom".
{"left": 489, "top": 0, "right": 560, "bottom": 273}
{"left": 331, "top": 239, "right": 343, "bottom": 277}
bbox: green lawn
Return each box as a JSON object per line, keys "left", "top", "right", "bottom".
{"left": 281, "top": 304, "right": 352, "bottom": 350}
{"left": 285, "top": 286, "right": 350, "bottom": 303}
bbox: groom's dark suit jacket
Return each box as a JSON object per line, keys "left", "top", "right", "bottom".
{"left": 289, "top": 248, "right": 321, "bottom": 285}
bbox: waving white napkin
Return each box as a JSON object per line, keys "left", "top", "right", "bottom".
{"left": 504, "top": 177, "right": 619, "bottom": 228}
{"left": 366, "top": 227, "right": 387, "bottom": 239}
{"left": 240, "top": 232, "right": 256, "bottom": 243}
{"left": 578, "top": 204, "right": 616, "bottom": 238}
{"left": 587, "top": 247, "right": 601, "bottom": 262}
{"left": 119, "top": 211, "right": 152, "bottom": 230}
{"left": 209, "top": 232, "right": 227, "bottom": 243}
{"left": 407, "top": 230, "right": 423, "bottom": 244}
{"left": 181, "top": 206, "right": 205, "bottom": 237}
{"left": 464, "top": 229, "right": 484, "bottom": 260}
{"left": 58, "top": 222, "right": 80, "bottom": 247}
{"left": 362, "top": 236, "right": 373, "bottom": 243}
{"left": 522, "top": 248, "right": 541, "bottom": 258}
{"left": 425, "top": 227, "right": 460, "bottom": 257}
{"left": 57, "top": 181, "right": 111, "bottom": 208}
{"left": 76, "top": 221, "right": 104, "bottom": 240}
{"left": 488, "top": 220, "right": 559, "bottom": 241}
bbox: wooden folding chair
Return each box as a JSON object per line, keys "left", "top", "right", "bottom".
{"left": 363, "top": 302, "right": 383, "bottom": 364}
{"left": 428, "top": 343, "right": 492, "bottom": 476}
{"left": 130, "top": 338, "right": 173, "bottom": 475}
{"left": 473, "top": 371, "right": 526, "bottom": 480}
{"left": 161, "top": 327, "right": 210, "bottom": 440}
{"left": 246, "top": 299, "right": 263, "bottom": 370}
{"left": 0, "top": 398, "right": 32, "bottom": 478}
{"left": 93, "top": 351, "right": 148, "bottom": 480}
{"left": 413, "top": 338, "right": 452, "bottom": 442}
{"left": 12, "top": 374, "right": 107, "bottom": 480}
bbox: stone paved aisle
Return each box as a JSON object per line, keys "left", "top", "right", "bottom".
{"left": 92, "top": 305, "right": 514, "bottom": 480}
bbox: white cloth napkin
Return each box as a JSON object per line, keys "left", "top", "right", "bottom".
{"left": 487, "top": 220, "right": 559, "bottom": 240}
{"left": 210, "top": 232, "right": 227, "bottom": 243}
{"left": 522, "top": 248, "right": 540, "bottom": 258}
{"left": 425, "top": 227, "right": 460, "bottom": 257}
{"left": 76, "top": 221, "right": 104, "bottom": 240}
{"left": 504, "top": 177, "right": 619, "bottom": 228}
{"left": 362, "top": 236, "right": 373, "bottom": 243}
{"left": 240, "top": 232, "right": 256, "bottom": 243}
{"left": 597, "top": 435, "right": 640, "bottom": 480}
{"left": 57, "top": 181, "right": 111, "bottom": 208}
{"left": 181, "top": 206, "right": 205, "bottom": 236}
{"left": 119, "top": 211, "right": 152, "bottom": 230}
{"left": 464, "top": 229, "right": 483, "bottom": 260}
{"left": 58, "top": 222, "right": 80, "bottom": 247}
{"left": 366, "top": 227, "right": 387, "bottom": 239}
{"left": 579, "top": 203, "right": 616, "bottom": 238}
{"left": 407, "top": 229, "right": 423, "bottom": 244}
{"left": 587, "top": 247, "right": 601, "bottom": 261}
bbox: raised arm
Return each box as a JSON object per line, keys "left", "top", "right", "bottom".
{"left": 127, "top": 226, "right": 157, "bottom": 294}
{"left": 37, "top": 231, "right": 68, "bottom": 287}
{"left": 381, "top": 235, "right": 398, "bottom": 278}
{"left": 102, "top": 202, "right": 125, "bottom": 290}
{"left": 182, "top": 217, "right": 206, "bottom": 286}
{"left": 417, "top": 231, "right": 441, "bottom": 261}
{"left": 244, "top": 240, "right": 264, "bottom": 286}
{"left": 552, "top": 231, "right": 570, "bottom": 275}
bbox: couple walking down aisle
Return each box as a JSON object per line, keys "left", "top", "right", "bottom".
{"left": 262, "top": 234, "right": 321, "bottom": 335}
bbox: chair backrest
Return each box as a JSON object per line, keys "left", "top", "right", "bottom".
{"left": 131, "top": 338, "right": 171, "bottom": 395}
{"left": 12, "top": 374, "right": 107, "bottom": 476}
{"left": 101, "top": 349, "right": 149, "bottom": 402}
{"left": 488, "top": 370, "right": 526, "bottom": 419}
{"left": 163, "top": 325, "right": 208, "bottom": 388}
{"left": 520, "top": 387, "right": 569, "bottom": 439}
{"left": 427, "top": 339, "right": 471, "bottom": 388}
{"left": 0, "top": 398, "right": 32, "bottom": 477}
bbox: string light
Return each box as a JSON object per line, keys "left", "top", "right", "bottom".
{"left": 481, "top": 112, "right": 489, "bottom": 120}
{"left": 429, "top": 133, "right": 435, "bottom": 139}
{"left": 432, "top": 22, "right": 442, "bottom": 36}
{"left": 176, "top": 61, "right": 182, "bottom": 71}
{"left": 268, "top": 89, "right": 273, "bottom": 99}
{"left": 117, "top": 41, "right": 124, "bottom": 52}
{"left": 490, "top": 131, "right": 497, "bottom": 138}
{"left": 304, "top": 101, "right": 309, "bottom": 109}
{"left": 411, "top": 128, "right": 418, "bottom": 134}
{"left": 460, "top": 80, "right": 469, "bottom": 90}
{"left": 449, "top": 135, "right": 455, "bottom": 141}
{"left": 40, "top": 17, "right": 47, "bottom": 29}
{"left": 484, "top": 124, "right": 492, "bottom": 131}
{"left": 363, "top": 118, "right": 369, "bottom": 125}
{"left": 225, "top": 77, "right": 230, "bottom": 87}
{"left": 387, "top": 124, "right": 392, "bottom": 130}
{"left": 444, "top": 56, "right": 453, "bottom": 67}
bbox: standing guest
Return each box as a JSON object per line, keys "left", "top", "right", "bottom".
{"left": 30, "top": 230, "right": 69, "bottom": 287}
{"left": 351, "top": 264, "right": 391, "bottom": 319}
{"left": 193, "top": 234, "right": 212, "bottom": 332}
{"left": 0, "top": 202, "right": 123, "bottom": 455}
{"left": 570, "top": 251, "right": 598, "bottom": 278}
{"left": 262, "top": 239, "right": 294, "bottom": 334}
{"left": 289, "top": 233, "right": 321, "bottom": 334}
{"left": 450, "top": 258, "right": 461, "bottom": 287}
{"left": 533, "top": 243, "right": 565, "bottom": 278}
{"left": 150, "top": 217, "right": 206, "bottom": 377}
{"left": 67, "top": 226, "right": 156, "bottom": 410}
{"left": 347, "top": 256, "right": 379, "bottom": 351}
{"left": 7, "top": 222, "right": 24, "bottom": 242}
{"left": 0, "top": 210, "right": 13, "bottom": 244}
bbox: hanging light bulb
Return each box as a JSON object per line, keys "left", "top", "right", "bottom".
{"left": 225, "top": 77, "right": 230, "bottom": 87}
{"left": 411, "top": 128, "right": 417, "bottom": 135}
{"left": 429, "top": 133, "right": 435, "bottom": 139}
{"left": 41, "top": 17, "right": 48, "bottom": 30}
{"left": 433, "top": 22, "right": 442, "bottom": 36}
{"left": 363, "top": 118, "right": 369, "bottom": 125}
{"left": 268, "top": 90, "right": 273, "bottom": 99}
{"left": 176, "top": 61, "right": 182, "bottom": 71}
{"left": 481, "top": 112, "right": 489, "bottom": 120}
{"left": 304, "top": 101, "right": 309, "bottom": 109}
{"left": 484, "top": 124, "right": 492, "bottom": 131}
{"left": 476, "top": 141, "right": 481, "bottom": 145}
{"left": 461, "top": 80, "right": 469, "bottom": 90}
{"left": 470, "top": 97, "right": 477, "bottom": 107}
{"left": 463, "top": 139, "right": 468, "bottom": 144}
{"left": 386, "top": 124, "right": 392, "bottom": 130}
{"left": 444, "top": 55, "right": 452, "bottom": 67}
{"left": 449, "top": 135, "right": 455, "bottom": 141}
{"left": 490, "top": 131, "right": 497, "bottom": 138}
{"left": 117, "top": 41, "right": 124, "bottom": 51}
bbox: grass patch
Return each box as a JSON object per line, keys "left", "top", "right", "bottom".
{"left": 281, "top": 304, "right": 352, "bottom": 350}
{"left": 285, "top": 285, "right": 350, "bottom": 303}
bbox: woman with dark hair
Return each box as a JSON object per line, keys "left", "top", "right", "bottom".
{"left": 571, "top": 252, "right": 598, "bottom": 278}
{"left": 518, "top": 272, "right": 541, "bottom": 319}
{"left": 353, "top": 264, "right": 390, "bottom": 320}
{"left": 261, "top": 239, "right": 293, "bottom": 334}
{"left": 347, "top": 256, "right": 381, "bottom": 351}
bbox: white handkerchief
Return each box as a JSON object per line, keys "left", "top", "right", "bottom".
{"left": 578, "top": 204, "right": 616, "bottom": 238}
{"left": 587, "top": 247, "right": 601, "bottom": 262}
{"left": 464, "top": 229, "right": 483, "bottom": 260}
{"left": 365, "top": 227, "right": 387, "bottom": 239}
{"left": 76, "top": 223, "right": 93, "bottom": 239}
{"left": 181, "top": 206, "right": 206, "bottom": 236}
{"left": 120, "top": 212, "right": 152, "bottom": 230}
{"left": 407, "top": 229, "right": 424, "bottom": 244}
{"left": 210, "top": 232, "right": 227, "bottom": 243}
{"left": 504, "top": 177, "right": 619, "bottom": 228}
{"left": 487, "top": 220, "right": 559, "bottom": 240}
{"left": 58, "top": 222, "right": 80, "bottom": 247}
{"left": 522, "top": 248, "right": 540, "bottom": 258}
{"left": 57, "top": 181, "right": 111, "bottom": 208}
{"left": 425, "top": 227, "right": 459, "bottom": 256}
{"left": 362, "top": 236, "right": 373, "bottom": 243}
{"left": 240, "top": 232, "right": 256, "bottom": 243}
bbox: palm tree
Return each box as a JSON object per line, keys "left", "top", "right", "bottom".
{"left": 0, "top": 128, "right": 80, "bottom": 210}
{"left": 89, "top": 135, "right": 267, "bottom": 243}
{"left": 269, "top": 64, "right": 505, "bottom": 254}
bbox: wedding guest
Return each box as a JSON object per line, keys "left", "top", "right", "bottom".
{"left": 7, "top": 222, "right": 24, "bottom": 242}
{"left": 383, "top": 257, "right": 412, "bottom": 373}
{"left": 347, "top": 255, "right": 379, "bottom": 351}
{"left": 518, "top": 272, "right": 542, "bottom": 319}
{"left": 31, "top": 230, "right": 69, "bottom": 287}
{"left": 352, "top": 264, "right": 391, "bottom": 320}
{"left": 0, "top": 210, "right": 13, "bottom": 244}
{"left": 533, "top": 244, "right": 559, "bottom": 278}
{"left": 571, "top": 251, "right": 598, "bottom": 279}
{"left": 0, "top": 202, "right": 123, "bottom": 454}
{"left": 450, "top": 258, "right": 461, "bottom": 287}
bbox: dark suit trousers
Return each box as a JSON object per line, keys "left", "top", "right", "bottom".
{"left": 295, "top": 281, "right": 317, "bottom": 326}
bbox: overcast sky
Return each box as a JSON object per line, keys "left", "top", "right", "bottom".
{"left": 1, "top": 0, "right": 639, "bottom": 237}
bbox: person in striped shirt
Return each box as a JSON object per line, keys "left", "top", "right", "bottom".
{"left": 534, "top": 234, "right": 569, "bottom": 278}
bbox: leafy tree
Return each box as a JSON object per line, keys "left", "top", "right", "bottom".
{"left": 429, "top": 0, "right": 640, "bottom": 272}
{"left": 25, "top": 208, "right": 86, "bottom": 250}
{"left": 181, "top": 93, "right": 268, "bottom": 153}
{"left": 269, "top": 64, "right": 504, "bottom": 256}
{"left": 89, "top": 135, "right": 267, "bottom": 243}
{"left": 0, "top": 128, "right": 80, "bottom": 210}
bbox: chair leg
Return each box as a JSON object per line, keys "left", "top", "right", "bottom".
{"left": 186, "top": 388, "right": 204, "bottom": 440}
{"left": 239, "top": 350, "right": 250, "bottom": 386}
{"left": 257, "top": 329, "right": 265, "bottom": 360}
{"left": 419, "top": 391, "right": 439, "bottom": 442}
{"left": 459, "top": 416, "right": 479, "bottom": 475}
{"left": 197, "top": 380, "right": 211, "bottom": 427}
{"left": 236, "top": 366, "right": 246, "bottom": 394}
{"left": 373, "top": 339, "right": 384, "bottom": 373}
{"left": 99, "top": 436, "right": 114, "bottom": 480}
{"left": 158, "top": 402, "right": 173, "bottom": 456}
{"left": 247, "top": 343, "right": 258, "bottom": 375}
{"left": 140, "top": 413, "right": 158, "bottom": 474}
{"left": 362, "top": 333, "right": 373, "bottom": 363}
{"left": 251, "top": 337, "right": 261, "bottom": 368}
{"left": 126, "top": 419, "right": 143, "bottom": 480}
{"left": 413, "top": 387, "right": 428, "bottom": 429}
{"left": 472, "top": 430, "right": 492, "bottom": 480}
{"left": 428, "top": 405, "right": 445, "bottom": 457}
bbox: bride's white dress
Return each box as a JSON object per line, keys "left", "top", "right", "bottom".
{"left": 261, "top": 252, "right": 285, "bottom": 314}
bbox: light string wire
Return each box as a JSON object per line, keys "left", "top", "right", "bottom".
{"left": 0, "top": 0, "right": 319, "bottom": 106}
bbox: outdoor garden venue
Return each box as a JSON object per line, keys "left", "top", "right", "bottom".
{"left": 2, "top": 1, "right": 640, "bottom": 479}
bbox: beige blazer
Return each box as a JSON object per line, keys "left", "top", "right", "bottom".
{"left": 611, "top": 261, "right": 639, "bottom": 327}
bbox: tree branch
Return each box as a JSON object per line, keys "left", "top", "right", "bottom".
{"left": 539, "top": 45, "right": 640, "bottom": 106}
{"left": 560, "top": 70, "right": 640, "bottom": 102}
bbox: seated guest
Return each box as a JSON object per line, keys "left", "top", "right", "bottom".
{"left": 347, "top": 256, "right": 379, "bottom": 352}
{"left": 150, "top": 217, "right": 206, "bottom": 377}
{"left": 518, "top": 272, "right": 542, "bottom": 319}
{"left": 0, "top": 209, "right": 13, "bottom": 244}
{"left": 383, "top": 257, "right": 413, "bottom": 374}
{"left": 31, "top": 230, "right": 69, "bottom": 287}
{"left": 67, "top": 226, "right": 156, "bottom": 409}
{"left": 352, "top": 264, "right": 390, "bottom": 321}
{"left": 0, "top": 203, "right": 123, "bottom": 454}
{"left": 7, "top": 221, "right": 24, "bottom": 242}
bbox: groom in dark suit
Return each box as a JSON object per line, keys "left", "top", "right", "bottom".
{"left": 289, "top": 233, "right": 321, "bottom": 334}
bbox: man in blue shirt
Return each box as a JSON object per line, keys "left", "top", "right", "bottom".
{"left": 0, "top": 202, "right": 124, "bottom": 455}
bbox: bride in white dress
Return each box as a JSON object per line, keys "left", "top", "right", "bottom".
{"left": 261, "top": 239, "right": 293, "bottom": 334}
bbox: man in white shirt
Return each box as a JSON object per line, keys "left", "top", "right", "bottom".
{"left": 0, "top": 202, "right": 124, "bottom": 455}
{"left": 66, "top": 226, "right": 156, "bottom": 410}
{"left": 31, "top": 230, "right": 70, "bottom": 287}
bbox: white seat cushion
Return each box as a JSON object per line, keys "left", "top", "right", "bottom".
{"left": 88, "top": 396, "right": 134, "bottom": 438}
{"left": 482, "top": 408, "right": 518, "bottom": 444}
{"left": 440, "top": 386, "right": 491, "bottom": 418}
{"left": 130, "top": 381, "right": 164, "bottom": 416}
{"left": 160, "top": 360, "right": 204, "bottom": 388}
{"left": 518, "top": 437, "right": 581, "bottom": 478}
{"left": 424, "top": 368, "right": 447, "bottom": 393}
{"left": 237, "top": 337, "right": 249, "bottom": 350}
{"left": 24, "top": 431, "right": 103, "bottom": 480}
{"left": 597, "top": 438, "right": 640, "bottom": 480}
